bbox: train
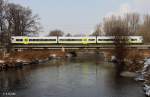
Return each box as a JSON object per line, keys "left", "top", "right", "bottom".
{"left": 11, "top": 36, "right": 143, "bottom": 44}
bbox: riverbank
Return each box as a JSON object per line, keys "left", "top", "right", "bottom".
{"left": 119, "top": 53, "right": 150, "bottom": 96}
{"left": 0, "top": 49, "right": 148, "bottom": 71}
{"left": 0, "top": 50, "right": 66, "bottom": 70}
{"left": 136, "top": 58, "right": 150, "bottom": 96}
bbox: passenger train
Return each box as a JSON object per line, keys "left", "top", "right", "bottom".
{"left": 11, "top": 36, "right": 143, "bottom": 44}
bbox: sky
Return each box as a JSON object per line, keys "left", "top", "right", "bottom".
{"left": 10, "top": 0, "right": 150, "bottom": 36}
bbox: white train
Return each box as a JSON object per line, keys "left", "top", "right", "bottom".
{"left": 58, "top": 37, "right": 96, "bottom": 44}
{"left": 11, "top": 36, "right": 143, "bottom": 44}
{"left": 11, "top": 36, "right": 57, "bottom": 44}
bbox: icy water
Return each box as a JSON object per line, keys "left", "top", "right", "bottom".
{"left": 0, "top": 56, "right": 145, "bottom": 97}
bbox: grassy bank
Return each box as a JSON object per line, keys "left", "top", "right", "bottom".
{"left": 0, "top": 50, "right": 66, "bottom": 69}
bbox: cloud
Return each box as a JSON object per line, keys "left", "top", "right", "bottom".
{"left": 134, "top": 0, "right": 150, "bottom": 4}
{"left": 105, "top": 3, "right": 133, "bottom": 18}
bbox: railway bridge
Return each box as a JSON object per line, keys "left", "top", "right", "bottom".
{"left": 12, "top": 44, "right": 150, "bottom": 50}
{"left": 10, "top": 44, "right": 150, "bottom": 60}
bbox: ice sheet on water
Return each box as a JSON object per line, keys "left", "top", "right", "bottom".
{"left": 144, "top": 58, "right": 150, "bottom": 65}
{"left": 143, "top": 58, "right": 150, "bottom": 72}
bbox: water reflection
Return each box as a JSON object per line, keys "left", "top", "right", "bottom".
{"left": 0, "top": 55, "right": 144, "bottom": 97}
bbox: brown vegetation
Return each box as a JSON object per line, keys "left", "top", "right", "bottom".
{"left": 124, "top": 50, "right": 144, "bottom": 72}
{"left": 92, "top": 13, "right": 150, "bottom": 44}
{"left": 1, "top": 50, "right": 65, "bottom": 62}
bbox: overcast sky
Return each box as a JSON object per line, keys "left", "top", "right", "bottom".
{"left": 10, "top": 0, "right": 150, "bottom": 36}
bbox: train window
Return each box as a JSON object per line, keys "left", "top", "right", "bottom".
{"left": 42, "top": 39, "right": 46, "bottom": 41}
{"left": 98, "top": 39, "right": 113, "bottom": 41}
{"left": 98, "top": 39, "right": 103, "bottom": 41}
{"left": 59, "top": 39, "right": 64, "bottom": 41}
{"left": 47, "top": 39, "right": 56, "bottom": 41}
{"left": 59, "top": 39, "right": 82, "bottom": 41}
{"left": 41, "top": 39, "right": 46, "bottom": 41}
{"left": 113, "top": 39, "right": 128, "bottom": 41}
{"left": 29, "top": 39, "right": 32, "bottom": 41}
{"left": 41, "top": 39, "right": 56, "bottom": 41}
{"left": 29, "top": 39, "right": 56, "bottom": 41}
{"left": 98, "top": 39, "right": 104, "bottom": 41}
{"left": 16, "top": 39, "right": 23, "bottom": 41}
{"left": 89, "top": 39, "right": 95, "bottom": 41}
{"left": 131, "top": 39, "right": 137, "bottom": 41}
{"left": 106, "top": 39, "right": 114, "bottom": 41}
{"left": 60, "top": 39, "right": 65, "bottom": 41}
{"left": 29, "top": 39, "right": 39, "bottom": 41}
{"left": 75, "top": 39, "right": 81, "bottom": 41}
{"left": 29, "top": 39, "right": 34, "bottom": 41}
{"left": 39, "top": 39, "right": 45, "bottom": 41}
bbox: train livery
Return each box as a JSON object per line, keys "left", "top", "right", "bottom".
{"left": 11, "top": 36, "right": 143, "bottom": 44}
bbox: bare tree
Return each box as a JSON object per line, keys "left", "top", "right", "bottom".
{"left": 103, "top": 13, "right": 140, "bottom": 36}
{"left": 0, "top": 1, "right": 41, "bottom": 52}
{"left": 91, "top": 24, "right": 104, "bottom": 36}
{"left": 49, "top": 29, "right": 64, "bottom": 36}
{"left": 0, "top": 0, "right": 7, "bottom": 44}
{"left": 6, "top": 3, "right": 40, "bottom": 36}
{"left": 103, "top": 15, "right": 129, "bottom": 36}
{"left": 103, "top": 15, "right": 130, "bottom": 75}
{"left": 114, "top": 31, "right": 129, "bottom": 75}
{"left": 138, "top": 14, "right": 150, "bottom": 43}
{"left": 125, "top": 13, "right": 140, "bottom": 35}
{"left": 0, "top": 0, "right": 6, "bottom": 32}
{"left": 0, "top": 0, "right": 9, "bottom": 53}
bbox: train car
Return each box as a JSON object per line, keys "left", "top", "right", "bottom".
{"left": 97, "top": 36, "right": 143, "bottom": 44}
{"left": 97, "top": 36, "right": 114, "bottom": 44}
{"left": 128, "top": 36, "right": 143, "bottom": 44}
{"left": 11, "top": 36, "right": 57, "bottom": 44}
{"left": 11, "top": 36, "right": 143, "bottom": 45}
{"left": 58, "top": 37, "right": 96, "bottom": 44}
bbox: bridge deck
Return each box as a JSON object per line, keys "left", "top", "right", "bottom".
{"left": 11, "top": 44, "right": 150, "bottom": 50}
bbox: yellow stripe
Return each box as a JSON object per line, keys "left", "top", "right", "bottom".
{"left": 82, "top": 37, "right": 88, "bottom": 44}
{"left": 23, "top": 37, "right": 29, "bottom": 44}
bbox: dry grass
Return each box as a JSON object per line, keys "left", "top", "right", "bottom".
{"left": 124, "top": 50, "right": 144, "bottom": 72}
{"left": 0, "top": 50, "right": 65, "bottom": 62}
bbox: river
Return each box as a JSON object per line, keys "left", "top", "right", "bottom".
{"left": 0, "top": 54, "right": 145, "bottom": 97}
